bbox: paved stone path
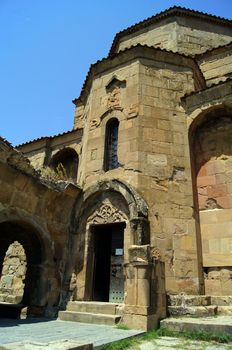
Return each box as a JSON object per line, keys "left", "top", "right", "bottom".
{"left": 0, "top": 318, "right": 143, "bottom": 348}
{"left": 1, "top": 318, "right": 232, "bottom": 349}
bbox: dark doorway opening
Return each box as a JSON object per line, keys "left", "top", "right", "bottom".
{"left": 92, "top": 223, "right": 125, "bottom": 302}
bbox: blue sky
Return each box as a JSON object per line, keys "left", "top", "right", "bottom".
{"left": 1, "top": 0, "right": 232, "bottom": 145}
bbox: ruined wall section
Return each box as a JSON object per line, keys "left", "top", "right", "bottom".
{"left": 0, "top": 150, "right": 79, "bottom": 315}
{"left": 117, "top": 17, "right": 232, "bottom": 56}
{"left": 21, "top": 139, "right": 47, "bottom": 170}
{"left": 197, "top": 47, "right": 232, "bottom": 87}
{"left": 136, "top": 59, "right": 201, "bottom": 294}
{"left": 17, "top": 130, "right": 82, "bottom": 183}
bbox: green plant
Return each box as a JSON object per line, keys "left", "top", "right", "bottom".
{"left": 101, "top": 329, "right": 158, "bottom": 350}
{"left": 116, "top": 323, "right": 130, "bottom": 330}
{"left": 55, "top": 162, "right": 68, "bottom": 179}
{"left": 101, "top": 337, "right": 138, "bottom": 350}
{"left": 40, "top": 163, "right": 68, "bottom": 181}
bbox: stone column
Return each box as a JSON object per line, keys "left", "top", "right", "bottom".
{"left": 123, "top": 245, "right": 155, "bottom": 330}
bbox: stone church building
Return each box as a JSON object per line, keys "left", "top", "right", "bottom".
{"left": 1, "top": 6, "right": 232, "bottom": 330}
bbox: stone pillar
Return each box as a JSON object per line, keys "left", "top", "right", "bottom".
{"left": 123, "top": 245, "right": 155, "bottom": 330}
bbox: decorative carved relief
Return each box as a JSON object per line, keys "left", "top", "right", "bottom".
{"left": 151, "top": 247, "right": 162, "bottom": 261}
{"left": 103, "top": 77, "right": 126, "bottom": 111}
{"left": 126, "top": 104, "right": 139, "bottom": 119}
{"left": 87, "top": 200, "right": 127, "bottom": 225}
{"left": 89, "top": 118, "right": 101, "bottom": 130}
{"left": 107, "top": 86, "right": 121, "bottom": 110}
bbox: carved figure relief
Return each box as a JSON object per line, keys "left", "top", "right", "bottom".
{"left": 103, "top": 77, "right": 126, "bottom": 111}
{"left": 87, "top": 200, "right": 127, "bottom": 225}
{"left": 126, "top": 104, "right": 139, "bottom": 119}
{"left": 107, "top": 86, "right": 121, "bottom": 110}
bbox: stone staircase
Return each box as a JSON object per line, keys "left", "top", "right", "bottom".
{"left": 167, "top": 295, "right": 232, "bottom": 317}
{"left": 58, "top": 301, "right": 123, "bottom": 326}
{"left": 161, "top": 295, "right": 232, "bottom": 335}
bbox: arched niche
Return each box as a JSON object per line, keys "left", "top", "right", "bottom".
{"left": 50, "top": 147, "right": 79, "bottom": 182}
{"left": 189, "top": 107, "right": 232, "bottom": 295}
{"left": 0, "top": 218, "right": 55, "bottom": 317}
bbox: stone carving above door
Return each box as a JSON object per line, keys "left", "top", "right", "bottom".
{"left": 87, "top": 200, "right": 127, "bottom": 225}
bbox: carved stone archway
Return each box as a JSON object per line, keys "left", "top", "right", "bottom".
{"left": 69, "top": 180, "right": 150, "bottom": 302}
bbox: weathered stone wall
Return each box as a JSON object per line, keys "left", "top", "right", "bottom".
{"left": 117, "top": 17, "right": 232, "bottom": 55}
{"left": 136, "top": 60, "right": 200, "bottom": 294}
{"left": 0, "top": 146, "right": 80, "bottom": 316}
{"left": 0, "top": 241, "right": 26, "bottom": 304}
{"left": 197, "top": 46, "right": 232, "bottom": 86}
{"left": 17, "top": 130, "right": 82, "bottom": 183}
{"left": 184, "top": 77, "right": 232, "bottom": 297}
{"left": 77, "top": 59, "right": 140, "bottom": 188}
{"left": 204, "top": 267, "right": 232, "bottom": 295}
{"left": 74, "top": 48, "right": 203, "bottom": 300}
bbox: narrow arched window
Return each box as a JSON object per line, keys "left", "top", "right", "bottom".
{"left": 104, "top": 118, "right": 119, "bottom": 171}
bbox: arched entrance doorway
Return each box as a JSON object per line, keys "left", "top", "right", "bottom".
{"left": 71, "top": 179, "right": 149, "bottom": 304}
{"left": 0, "top": 221, "right": 45, "bottom": 317}
{"left": 189, "top": 108, "right": 232, "bottom": 295}
{"left": 86, "top": 199, "right": 128, "bottom": 303}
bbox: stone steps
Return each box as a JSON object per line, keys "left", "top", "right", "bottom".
{"left": 168, "top": 305, "right": 217, "bottom": 317}
{"left": 160, "top": 316, "right": 232, "bottom": 336}
{"left": 217, "top": 306, "right": 232, "bottom": 315}
{"left": 66, "top": 301, "right": 120, "bottom": 315}
{"left": 211, "top": 296, "right": 232, "bottom": 306}
{"left": 168, "top": 295, "right": 232, "bottom": 317}
{"left": 59, "top": 310, "right": 121, "bottom": 325}
{"left": 163, "top": 295, "right": 232, "bottom": 335}
{"left": 58, "top": 301, "right": 123, "bottom": 326}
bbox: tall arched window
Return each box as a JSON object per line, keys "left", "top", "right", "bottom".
{"left": 104, "top": 118, "right": 119, "bottom": 171}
